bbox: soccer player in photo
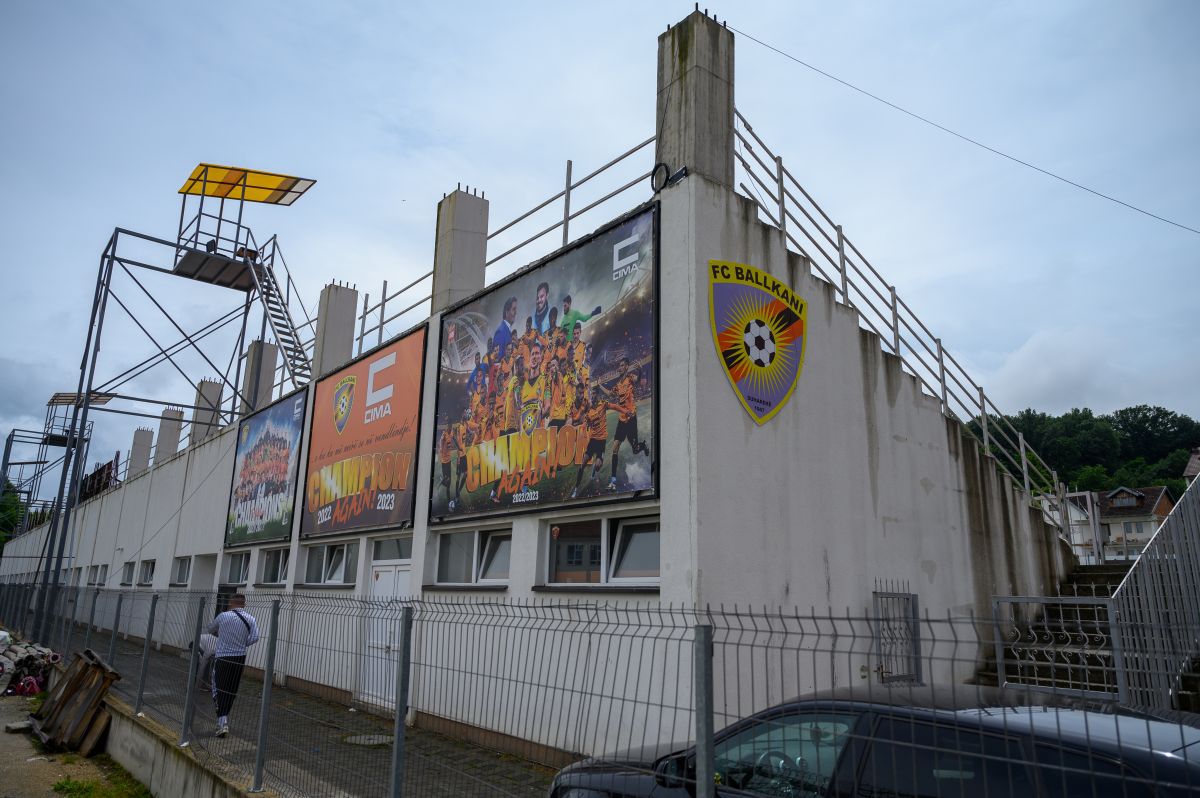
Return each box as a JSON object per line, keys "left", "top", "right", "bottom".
{"left": 453, "top": 408, "right": 477, "bottom": 505}
{"left": 519, "top": 341, "right": 547, "bottom": 435}
{"left": 437, "top": 422, "right": 455, "bottom": 502}
{"left": 572, "top": 385, "right": 617, "bottom": 498}
{"left": 560, "top": 294, "right": 601, "bottom": 339}
{"left": 605, "top": 359, "right": 650, "bottom": 491}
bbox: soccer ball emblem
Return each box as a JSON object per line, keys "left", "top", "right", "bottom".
{"left": 743, "top": 319, "right": 776, "bottom": 367}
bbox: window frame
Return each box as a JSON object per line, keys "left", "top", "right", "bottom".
{"left": 372, "top": 536, "right": 414, "bottom": 563}
{"left": 98, "top": 564, "right": 108, "bottom": 586}
{"left": 171, "top": 556, "right": 191, "bottom": 586}
{"left": 302, "top": 542, "right": 358, "bottom": 587}
{"left": 543, "top": 515, "right": 660, "bottom": 587}
{"left": 224, "top": 551, "right": 250, "bottom": 586}
{"left": 87, "top": 565, "right": 100, "bottom": 586}
{"left": 433, "top": 527, "right": 512, "bottom": 586}
{"left": 137, "top": 559, "right": 156, "bottom": 586}
{"left": 120, "top": 561, "right": 135, "bottom": 586}
{"left": 259, "top": 547, "right": 290, "bottom": 585}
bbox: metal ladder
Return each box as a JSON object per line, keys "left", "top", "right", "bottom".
{"left": 247, "top": 258, "right": 312, "bottom": 388}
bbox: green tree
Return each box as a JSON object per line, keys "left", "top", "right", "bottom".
{"left": 1105, "top": 405, "right": 1200, "bottom": 465}
{"left": 0, "top": 479, "right": 24, "bottom": 554}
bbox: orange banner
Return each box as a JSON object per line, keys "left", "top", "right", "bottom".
{"left": 301, "top": 327, "right": 426, "bottom": 536}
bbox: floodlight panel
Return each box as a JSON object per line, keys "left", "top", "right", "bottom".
{"left": 179, "top": 164, "right": 315, "bottom": 206}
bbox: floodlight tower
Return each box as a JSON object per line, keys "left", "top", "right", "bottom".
{"left": 31, "top": 165, "right": 317, "bottom": 641}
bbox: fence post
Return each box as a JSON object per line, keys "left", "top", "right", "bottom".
{"left": 1108, "top": 603, "right": 1130, "bottom": 705}
{"left": 978, "top": 386, "right": 989, "bottom": 451}
{"left": 107, "top": 592, "right": 124, "bottom": 665}
{"left": 693, "top": 622, "right": 715, "bottom": 798}
{"left": 935, "top": 338, "right": 948, "bottom": 415}
{"left": 389, "top": 606, "right": 415, "bottom": 798}
{"left": 83, "top": 589, "right": 99, "bottom": 652}
{"left": 562, "top": 160, "right": 574, "bottom": 246}
{"left": 775, "top": 156, "right": 786, "bottom": 240}
{"left": 889, "top": 286, "right": 900, "bottom": 354}
{"left": 250, "top": 599, "right": 282, "bottom": 793}
{"left": 134, "top": 594, "right": 159, "bottom": 714}
{"left": 1018, "top": 433, "right": 1031, "bottom": 493}
{"left": 835, "top": 224, "right": 848, "bottom": 304}
{"left": 378, "top": 280, "right": 388, "bottom": 346}
{"left": 179, "top": 595, "right": 207, "bottom": 746}
{"left": 63, "top": 586, "right": 82, "bottom": 659}
{"left": 357, "top": 292, "right": 370, "bottom": 357}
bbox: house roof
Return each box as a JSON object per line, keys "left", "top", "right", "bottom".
{"left": 1185, "top": 447, "right": 1200, "bottom": 479}
{"left": 1096, "top": 485, "right": 1170, "bottom": 519}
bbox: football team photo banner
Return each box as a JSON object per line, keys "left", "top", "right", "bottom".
{"left": 431, "top": 206, "right": 657, "bottom": 518}
{"left": 301, "top": 327, "right": 426, "bottom": 537}
{"left": 225, "top": 388, "right": 307, "bottom": 547}
{"left": 708, "top": 260, "right": 807, "bottom": 424}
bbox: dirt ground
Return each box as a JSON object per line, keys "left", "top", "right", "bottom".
{"left": 0, "top": 695, "right": 113, "bottom": 798}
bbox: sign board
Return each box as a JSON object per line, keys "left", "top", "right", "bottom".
{"left": 225, "top": 389, "right": 307, "bottom": 546}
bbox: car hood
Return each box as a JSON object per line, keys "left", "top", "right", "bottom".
{"left": 562, "top": 740, "right": 690, "bottom": 772}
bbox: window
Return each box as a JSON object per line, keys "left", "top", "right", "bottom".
{"left": 120, "top": 561, "right": 135, "bottom": 585}
{"left": 1112, "top": 494, "right": 1138, "bottom": 507}
{"left": 171, "top": 556, "right": 191, "bottom": 585}
{"left": 857, "top": 718, "right": 1032, "bottom": 797}
{"left": 98, "top": 564, "right": 108, "bottom": 585}
{"left": 137, "top": 560, "right": 156, "bottom": 585}
{"left": 224, "top": 551, "right": 250, "bottom": 585}
{"left": 303, "top": 543, "right": 358, "bottom": 585}
{"left": 372, "top": 537, "right": 413, "bottom": 561}
{"left": 546, "top": 517, "right": 659, "bottom": 585}
{"left": 87, "top": 565, "right": 99, "bottom": 586}
{"left": 260, "top": 548, "right": 290, "bottom": 584}
{"left": 434, "top": 529, "right": 512, "bottom": 584}
{"left": 712, "top": 711, "right": 860, "bottom": 795}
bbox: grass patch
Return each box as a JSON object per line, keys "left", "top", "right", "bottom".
{"left": 52, "top": 755, "right": 151, "bottom": 798}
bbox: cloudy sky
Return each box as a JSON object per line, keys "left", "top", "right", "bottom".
{"left": 2, "top": 1, "right": 1197, "bottom": 489}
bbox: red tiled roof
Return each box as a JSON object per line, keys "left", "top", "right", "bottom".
{"left": 1185, "top": 447, "right": 1200, "bottom": 479}
{"left": 1095, "top": 485, "right": 1169, "bottom": 520}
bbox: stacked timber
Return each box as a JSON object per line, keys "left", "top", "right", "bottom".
{"left": 30, "top": 650, "right": 121, "bottom": 755}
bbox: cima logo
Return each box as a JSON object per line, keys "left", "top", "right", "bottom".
{"left": 333, "top": 376, "right": 356, "bottom": 435}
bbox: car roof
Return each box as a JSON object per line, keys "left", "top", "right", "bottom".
{"left": 962, "top": 707, "right": 1200, "bottom": 757}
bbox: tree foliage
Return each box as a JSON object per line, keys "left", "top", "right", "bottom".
{"left": 1002, "top": 405, "right": 1197, "bottom": 499}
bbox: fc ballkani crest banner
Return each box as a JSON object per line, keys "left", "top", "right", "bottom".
{"left": 225, "top": 389, "right": 307, "bottom": 547}
{"left": 301, "top": 327, "right": 427, "bottom": 537}
{"left": 708, "top": 260, "right": 807, "bottom": 424}
{"left": 431, "top": 206, "right": 657, "bottom": 518}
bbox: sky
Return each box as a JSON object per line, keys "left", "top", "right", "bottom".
{"left": 1, "top": 1, "right": 1197, "bottom": 490}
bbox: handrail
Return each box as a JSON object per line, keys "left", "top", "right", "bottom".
{"left": 733, "top": 107, "right": 1064, "bottom": 503}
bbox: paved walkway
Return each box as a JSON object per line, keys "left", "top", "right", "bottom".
{"left": 100, "top": 634, "right": 556, "bottom": 797}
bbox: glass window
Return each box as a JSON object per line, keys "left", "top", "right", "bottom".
{"left": 138, "top": 560, "right": 155, "bottom": 585}
{"left": 479, "top": 533, "right": 511, "bottom": 581}
{"left": 610, "top": 519, "right": 660, "bottom": 579}
{"left": 98, "top": 564, "right": 108, "bottom": 585}
{"left": 438, "top": 532, "right": 476, "bottom": 583}
{"left": 373, "top": 537, "right": 413, "bottom": 562}
{"left": 87, "top": 565, "right": 99, "bottom": 585}
{"left": 303, "top": 544, "right": 357, "bottom": 585}
{"left": 172, "top": 556, "right": 191, "bottom": 585}
{"left": 713, "top": 711, "right": 860, "bottom": 795}
{"left": 261, "top": 549, "right": 289, "bottom": 584}
{"left": 858, "top": 718, "right": 1032, "bottom": 797}
{"left": 225, "top": 552, "right": 249, "bottom": 584}
{"left": 1031, "top": 745, "right": 1154, "bottom": 798}
{"left": 549, "top": 520, "right": 603, "bottom": 583}
{"left": 121, "top": 561, "right": 135, "bottom": 585}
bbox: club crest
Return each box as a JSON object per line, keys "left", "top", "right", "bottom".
{"left": 332, "top": 375, "right": 356, "bottom": 435}
{"left": 708, "top": 260, "right": 807, "bottom": 425}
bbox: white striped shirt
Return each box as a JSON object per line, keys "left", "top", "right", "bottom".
{"left": 205, "top": 608, "right": 260, "bottom": 657}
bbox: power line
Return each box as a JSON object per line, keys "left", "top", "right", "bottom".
{"left": 728, "top": 25, "right": 1200, "bottom": 237}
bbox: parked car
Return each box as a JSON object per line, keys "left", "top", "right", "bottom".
{"left": 548, "top": 696, "right": 1200, "bottom": 797}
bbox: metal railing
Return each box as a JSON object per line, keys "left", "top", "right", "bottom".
{"left": 3, "top": 586, "right": 1199, "bottom": 796}
{"left": 732, "top": 109, "right": 1061, "bottom": 502}
{"left": 1112, "top": 475, "right": 1200, "bottom": 709}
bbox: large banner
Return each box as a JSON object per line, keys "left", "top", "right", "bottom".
{"left": 301, "top": 328, "right": 426, "bottom": 537}
{"left": 431, "top": 205, "right": 656, "bottom": 519}
{"left": 225, "top": 389, "right": 307, "bottom": 547}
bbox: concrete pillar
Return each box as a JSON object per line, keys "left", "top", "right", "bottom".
{"left": 431, "top": 189, "right": 489, "bottom": 312}
{"left": 312, "top": 282, "right": 359, "bottom": 377}
{"left": 155, "top": 408, "right": 183, "bottom": 462}
{"left": 656, "top": 11, "right": 735, "bottom": 188}
{"left": 240, "top": 339, "right": 279, "bottom": 414}
{"left": 190, "top": 379, "right": 223, "bottom": 444}
{"left": 128, "top": 428, "right": 153, "bottom": 478}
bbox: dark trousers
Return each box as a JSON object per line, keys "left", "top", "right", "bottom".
{"left": 212, "top": 655, "right": 247, "bottom": 718}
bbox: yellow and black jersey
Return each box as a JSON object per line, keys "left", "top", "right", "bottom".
{"left": 613, "top": 375, "right": 637, "bottom": 422}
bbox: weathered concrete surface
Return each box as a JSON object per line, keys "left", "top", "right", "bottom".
{"left": 311, "top": 281, "right": 359, "bottom": 378}
{"left": 431, "top": 189, "right": 489, "bottom": 313}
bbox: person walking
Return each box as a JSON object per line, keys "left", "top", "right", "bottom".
{"left": 205, "top": 593, "right": 259, "bottom": 737}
